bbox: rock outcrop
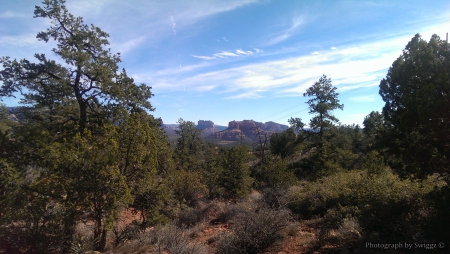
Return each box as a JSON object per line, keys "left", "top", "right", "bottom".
{"left": 207, "top": 120, "right": 288, "bottom": 141}
{"left": 261, "top": 121, "right": 289, "bottom": 132}
{"left": 197, "top": 120, "right": 217, "bottom": 133}
{"left": 208, "top": 129, "right": 246, "bottom": 141}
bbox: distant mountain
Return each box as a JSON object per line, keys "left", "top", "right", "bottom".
{"left": 162, "top": 119, "right": 288, "bottom": 142}
{"left": 207, "top": 120, "right": 289, "bottom": 142}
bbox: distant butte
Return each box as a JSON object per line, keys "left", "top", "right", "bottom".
{"left": 207, "top": 120, "right": 288, "bottom": 141}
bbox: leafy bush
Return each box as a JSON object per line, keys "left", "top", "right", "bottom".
{"left": 288, "top": 169, "right": 445, "bottom": 243}
{"left": 253, "top": 155, "right": 297, "bottom": 189}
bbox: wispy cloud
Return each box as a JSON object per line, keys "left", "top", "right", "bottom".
{"left": 149, "top": 34, "right": 411, "bottom": 98}
{"left": 110, "top": 36, "right": 147, "bottom": 55}
{"left": 226, "top": 90, "right": 264, "bottom": 99}
{"left": 191, "top": 55, "right": 216, "bottom": 60}
{"left": 191, "top": 48, "right": 260, "bottom": 60}
{"left": 263, "top": 16, "right": 304, "bottom": 46}
{"left": 0, "top": 33, "right": 39, "bottom": 47}
{"left": 170, "top": 15, "right": 177, "bottom": 35}
{"left": 0, "top": 11, "right": 25, "bottom": 19}
{"left": 63, "top": 0, "right": 262, "bottom": 51}
{"left": 236, "top": 49, "right": 253, "bottom": 55}
{"left": 214, "top": 51, "right": 239, "bottom": 58}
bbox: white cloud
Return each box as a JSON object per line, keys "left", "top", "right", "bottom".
{"left": 110, "top": 36, "right": 146, "bottom": 55}
{"left": 226, "top": 90, "right": 264, "bottom": 99}
{"left": 263, "top": 16, "right": 304, "bottom": 46}
{"left": 191, "top": 48, "right": 261, "bottom": 60}
{"left": 191, "top": 55, "right": 216, "bottom": 60}
{"left": 149, "top": 34, "right": 410, "bottom": 99}
{"left": 311, "top": 51, "right": 320, "bottom": 55}
{"left": 331, "top": 46, "right": 337, "bottom": 50}
{"left": 170, "top": 15, "right": 177, "bottom": 35}
{"left": 222, "top": 37, "right": 229, "bottom": 42}
{"left": 195, "top": 85, "right": 215, "bottom": 92}
{"left": 214, "top": 51, "right": 239, "bottom": 58}
{"left": 236, "top": 49, "right": 252, "bottom": 55}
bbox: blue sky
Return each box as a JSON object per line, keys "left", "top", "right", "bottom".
{"left": 1, "top": 0, "right": 449, "bottom": 127}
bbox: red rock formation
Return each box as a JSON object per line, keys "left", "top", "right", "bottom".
{"left": 228, "top": 120, "right": 240, "bottom": 130}
{"left": 197, "top": 120, "right": 217, "bottom": 133}
{"left": 206, "top": 120, "right": 288, "bottom": 142}
{"left": 208, "top": 129, "right": 243, "bottom": 141}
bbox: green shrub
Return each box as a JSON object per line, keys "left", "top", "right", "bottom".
{"left": 253, "top": 155, "right": 297, "bottom": 189}
{"left": 288, "top": 169, "right": 445, "bottom": 243}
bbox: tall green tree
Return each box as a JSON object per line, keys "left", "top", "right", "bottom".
{"left": 289, "top": 75, "right": 344, "bottom": 175}
{"left": 0, "top": 1, "right": 168, "bottom": 252}
{"left": 303, "top": 75, "right": 344, "bottom": 138}
{"left": 379, "top": 34, "right": 450, "bottom": 178}
{"left": 220, "top": 145, "right": 253, "bottom": 199}
{"left": 0, "top": 0, "right": 153, "bottom": 135}
{"left": 200, "top": 143, "right": 225, "bottom": 199}
{"left": 173, "top": 118, "right": 204, "bottom": 171}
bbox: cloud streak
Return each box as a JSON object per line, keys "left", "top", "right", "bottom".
{"left": 0, "top": 11, "right": 25, "bottom": 19}
{"left": 191, "top": 48, "right": 260, "bottom": 60}
{"left": 170, "top": 15, "right": 176, "bottom": 35}
{"left": 263, "top": 16, "right": 304, "bottom": 46}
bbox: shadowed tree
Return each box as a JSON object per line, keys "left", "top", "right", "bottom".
{"left": 269, "top": 128, "right": 296, "bottom": 159}
{"left": 379, "top": 34, "right": 450, "bottom": 179}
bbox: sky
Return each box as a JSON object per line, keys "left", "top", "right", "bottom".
{"left": 1, "top": 0, "right": 450, "bottom": 127}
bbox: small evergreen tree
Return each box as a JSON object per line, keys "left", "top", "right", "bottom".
{"left": 174, "top": 118, "right": 204, "bottom": 171}
{"left": 220, "top": 145, "right": 253, "bottom": 199}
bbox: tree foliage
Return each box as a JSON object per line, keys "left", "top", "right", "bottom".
{"left": 0, "top": 0, "right": 153, "bottom": 135}
{"left": 220, "top": 145, "right": 253, "bottom": 199}
{"left": 288, "top": 75, "right": 344, "bottom": 176}
{"left": 0, "top": 1, "right": 169, "bottom": 252}
{"left": 269, "top": 128, "right": 296, "bottom": 159}
{"left": 174, "top": 118, "right": 204, "bottom": 171}
{"left": 303, "top": 75, "right": 344, "bottom": 137}
{"left": 379, "top": 34, "right": 450, "bottom": 178}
